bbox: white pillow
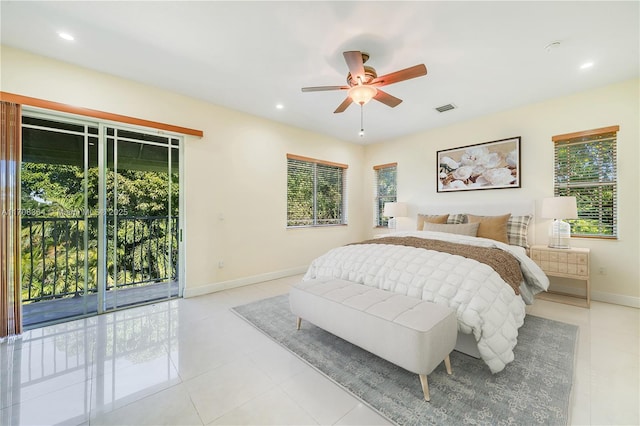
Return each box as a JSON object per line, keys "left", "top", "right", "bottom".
{"left": 422, "top": 222, "right": 480, "bottom": 237}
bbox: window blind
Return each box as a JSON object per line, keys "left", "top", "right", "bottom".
{"left": 553, "top": 129, "right": 618, "bottom": 238}
{"left": 373, "top": 163, "right": 397, "bottom": 227}
{"left": 286, "top": 154, "right": 347, "bottom": 227}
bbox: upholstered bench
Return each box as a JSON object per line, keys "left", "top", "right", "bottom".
{"left": 289, "top": 278, "right": 457, "bottom": 401}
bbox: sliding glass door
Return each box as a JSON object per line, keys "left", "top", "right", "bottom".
{"left": 20, "top": 112, "right": 182, "bottom": 327}
{"left": 21, "top": 114, "right": 100, "bottom": 325}
{"left": 103, "top": 127, "right": 180, "bottom": 311}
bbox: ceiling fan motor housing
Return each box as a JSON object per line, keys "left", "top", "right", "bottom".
{"left": 347, "top": 66, "right": 378, "bottom": 86}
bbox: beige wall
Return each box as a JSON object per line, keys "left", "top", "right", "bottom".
{"left": 3, "top": 45, "right": 638, "bottom": 306}
{"left": 364, "top": 78, "right": 640, "bottom": 306}
{"left": 1, "top": 46, "right": 366, "bottom": 296}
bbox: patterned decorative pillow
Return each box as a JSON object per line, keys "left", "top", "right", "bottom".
{"left": 423, "top": 222, "right": 480, "bottom": 236}
{"left": 416, "top": 214, "right": 449, "bottom": 230}
{"left": 447, "top": 214, "right": 467, "bottom": 224}
{"left": 507, "top": 214, "right": 532, "bottom": 248}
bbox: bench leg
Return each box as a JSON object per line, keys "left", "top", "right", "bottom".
{"left": 419, "top": 356, "right": 451, "bottom": 402}
{"left": 296, "top": 317, "right": 301, "bottom": 330}
{"left": 419, "top": 374, "right": 430, "bottom": 402}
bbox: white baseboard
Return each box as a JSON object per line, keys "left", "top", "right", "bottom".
{"left": 550, "top": 284, "right": 640, "bottom": 309}
{"left": 183, "top": 266, "right": 307, "bottom": 298}
{"left": 591, "top": 290, "right": 640, "bottom": 309}
{"left": 184, "top": 269, "right": 640, "bottom": 309}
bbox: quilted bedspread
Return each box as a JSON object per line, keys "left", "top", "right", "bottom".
{"left": 303, "top": 231, "right": 549, "bottom": 373}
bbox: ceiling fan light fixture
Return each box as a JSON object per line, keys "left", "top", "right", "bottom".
{"left": 348, "top": 85, "right": 377, "bottom": 105}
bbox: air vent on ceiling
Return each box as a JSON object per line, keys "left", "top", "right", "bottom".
{"left": 435, "top": 103, "right": 456, "bottom": 113}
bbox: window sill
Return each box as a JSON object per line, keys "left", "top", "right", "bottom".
{"left": 571, "top": 235, "right": 618, "bottom": 241}
{"left": 287, "top": 224, "right": 348, "bottom": 229}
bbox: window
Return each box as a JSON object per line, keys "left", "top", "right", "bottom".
{"left": 286, "top": 154, "right": 347, "bottom": 227}
{"left": 373, "top": 163, "right": 397, "bottom": 227}
{"left": 552, "top": 126, "right": 618, "bottom": 238}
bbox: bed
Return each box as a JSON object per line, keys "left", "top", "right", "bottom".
{"left": 302, "top": 201, "right": 549, "bottom": 373}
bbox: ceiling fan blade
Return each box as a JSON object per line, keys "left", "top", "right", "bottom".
{"left": 343, "top": 51, "right": 365, "bottom": 82}
{"left": 371, "top": 64, "right": 427, "bottom": 86}
{"left": 334, "top": 97, "right": 353, "bottom": 113}
{"left": 374, "top": 89, "right": 403, "bottom": 108}
{"left": 302, "top": 85, "right": 349, "bottom": 92}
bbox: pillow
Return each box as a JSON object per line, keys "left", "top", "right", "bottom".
{"left": 466, "top": 213, "right": 511, "bottom": 244}
{"left": 416, "top": 214, "right": 449, "bottom": 230}
{"left": 507, "top": 214, "right": 532, "bottom": 248}
{"left": 447, "top": 213, "right": 467, "bottom": 224}
{"left": 422, "top": 222, "right": 480, "bottom": 237}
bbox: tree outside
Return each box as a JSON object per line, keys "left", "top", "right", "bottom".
{"left": 21, "top": 162, "right": 179, "bottom": 304}
{"left": 287, "top": 159, "right": 345, "bottom": 227}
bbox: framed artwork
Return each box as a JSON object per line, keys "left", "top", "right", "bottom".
{"left": 437, "top": 136, "right": 521, "bottom": 192}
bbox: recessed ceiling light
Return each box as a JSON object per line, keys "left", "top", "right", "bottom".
{"left": 275, "top": 104, "right": 284, "bottom": 110}
{"left": 580, "top": 62, "right": 594, "bottom": 70}
{"left": 58, "top": 32, "right": 75, "bottom": 41}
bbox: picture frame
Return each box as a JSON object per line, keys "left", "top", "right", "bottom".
{"left": 437, "top": 136, "right": 521, "bottom": 192}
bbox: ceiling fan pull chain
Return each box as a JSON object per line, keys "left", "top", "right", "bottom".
{"left": 359, "top": 104, "right": 365, "bottom": 138}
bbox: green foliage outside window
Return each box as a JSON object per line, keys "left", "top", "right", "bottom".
{"left": 375, "top": 165, "right": 397, "bottom": 227}
{"left": 287, "top": 158, "right": 346, "bottom": 227}
{"left": 554, "top": 131, "right": 617, "bottom": 238}
{"left": 21, "top": 162, "right": 179, "bottom": 304}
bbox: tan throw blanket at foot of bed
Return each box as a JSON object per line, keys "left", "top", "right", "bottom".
{"left": 352, "top": 236, "right": 523, "bottom": 295}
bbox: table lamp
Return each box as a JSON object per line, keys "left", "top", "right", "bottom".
{"left": 541, "top": 196, "right": 578, "bottom": 248}
{"left": 383, "top": 202, "right": 408, "bottom": 229}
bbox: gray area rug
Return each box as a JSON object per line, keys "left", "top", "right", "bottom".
{"left": 232, "top": 294, "right": 578, "bottom": 426}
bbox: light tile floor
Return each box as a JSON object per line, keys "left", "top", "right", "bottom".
{"left": 1, "top": 275, "right": 638, "bottom": 425}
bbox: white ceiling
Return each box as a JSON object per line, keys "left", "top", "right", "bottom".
{"left": 1, "top": 1, "right": 638, "bottom": 144}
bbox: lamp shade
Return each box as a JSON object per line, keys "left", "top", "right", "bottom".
{"left": 348, "top": 85, "right": 378, "bottom": 105}
{"left": 383, "top": 202, "right": 407, "bottom": 218}
{"left": 541, "top": 196, "right": 578, "bottom": 219}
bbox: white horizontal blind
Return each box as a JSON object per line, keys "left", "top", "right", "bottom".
{"left": 287, "top": 154, "right": 347, "bottom": 227}
{"left": 553, "top": 129, "right": 617, "bottom": 238}
{"left": 373, "top": 163, "right": 397, "bottom": 227}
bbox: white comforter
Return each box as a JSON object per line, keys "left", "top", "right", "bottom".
{"left": 303, "top": 231, "right": 549, "bottom": 373}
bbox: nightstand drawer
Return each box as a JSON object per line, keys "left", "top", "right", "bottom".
{"left": 567, "top": 252, "right": 587, "bottom": 264}
{"left": 538, "top": 261, "right": 588, "bottom": 276}
{"left": 530, "top": 247, "right": 589, "bottom": 276}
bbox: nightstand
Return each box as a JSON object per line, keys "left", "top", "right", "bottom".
{"left": 530, "top": 245, "right": 591, "bottom": 308}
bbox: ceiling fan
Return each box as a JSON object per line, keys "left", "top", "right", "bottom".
{"left": 302, "top": 51, "right": 427, "bottom": 113}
